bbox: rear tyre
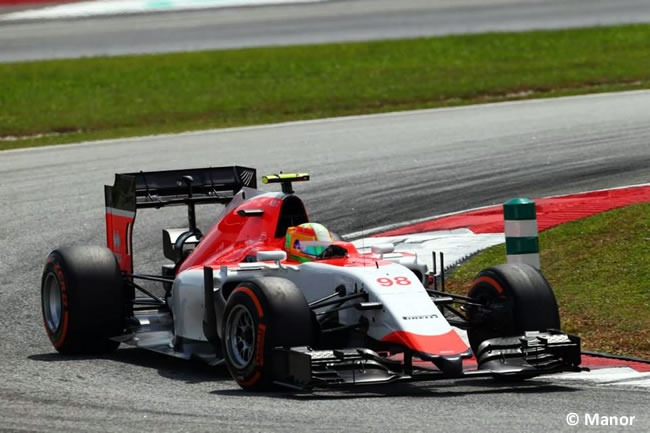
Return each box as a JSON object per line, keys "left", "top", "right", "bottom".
{"left": 221, "top": 277, "right": 314, "bottom": 391}
{"left": 467, "top": 263, "right": 560, "bottom": 354}
{"left": 41, "top": 246, "right": 126, "bottom": 354}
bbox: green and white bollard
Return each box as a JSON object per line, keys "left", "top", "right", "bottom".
{"left": 503, "top": 198, "right": 540, "bottom": 269}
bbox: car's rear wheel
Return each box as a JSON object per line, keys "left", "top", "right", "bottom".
{"left": 222, "top": 277, "right": 314, "bottom": 391}
{"left": 41, "top": 246, "right": 126, "bottom": 354}
{"left": 466, "top": 263, "right": 560, "bottom": 354}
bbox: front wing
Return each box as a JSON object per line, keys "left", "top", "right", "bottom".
{"left": 271, "top": 330, "right": 584, "bottom": 390}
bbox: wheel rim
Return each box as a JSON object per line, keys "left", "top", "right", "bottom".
{"left": 43, "top": 273, "right": 62, "bottom": 333}
{"left": 468, "top": 284, "right": 516, "bottom": 352}
{"left": 225, "top": 305, "right": 256, "bottom": 369}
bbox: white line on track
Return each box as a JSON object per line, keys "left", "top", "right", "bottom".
{"left": 5, "top": 89, "right": 650, "bottom": 155}
{"left": 547, "top": 368, "right": 650, "bottom": 390}
{"left": 352, "top": 229, "right": 504, "bottom": 271}
{"left": 1, "top": 0, "right": 325, "bottom": 21}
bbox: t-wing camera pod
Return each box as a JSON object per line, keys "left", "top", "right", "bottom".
{"left": 262, "top": 173, "right": 310, "bottom": 194}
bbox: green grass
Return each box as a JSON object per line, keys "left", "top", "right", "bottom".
{"left": 1, "top": 23, "right": 650, "bottom": 150}
{"left": 445, "top": 203, "right": 650, "bottom": 359}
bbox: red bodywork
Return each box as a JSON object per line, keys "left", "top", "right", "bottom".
{"left": 178, "top": 193, "right": 370, "bottom": 273}
{"left": 179, "top": 195, "right": 289, "bottom": 272}
{"left": 106, "top": 189, "right": 375, "bottom": 275}
{"left": 105, "top": 209, "right": 135, "bottom": 274}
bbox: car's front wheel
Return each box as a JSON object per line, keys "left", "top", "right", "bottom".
{"left": 221, "top": 277, "right": 314, "bottom": 390}
{"left": 466, "top": 263, "right": 561, "bottom": 354}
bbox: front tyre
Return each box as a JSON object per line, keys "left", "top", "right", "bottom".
{"left": 222, "top": 278, "right": 314, "bottom": 391}
{"left": 467, "top": 263, "right": 560, "bottom": 354}
{"left": 41, "top": 246, "right": 126, "bottom": 354}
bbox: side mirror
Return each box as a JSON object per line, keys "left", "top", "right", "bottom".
{"left": 371, "top": 243, "right": 395, "bottom": 258}
{"left": 257, "top": 250, "right": 287, "bottom": 263}
{"left": 163, "top": 228, "right": 199, "bottom": 263}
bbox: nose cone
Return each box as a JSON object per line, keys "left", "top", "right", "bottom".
{"left": 381, "top": 329, "right": 469, "bottom": 357}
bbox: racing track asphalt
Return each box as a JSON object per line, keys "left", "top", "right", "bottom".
{"left": 2, "top": 0, "right": 650, "bottom": 62}
{"left": 1, "top": 91, "right": 649, "bottom": 431}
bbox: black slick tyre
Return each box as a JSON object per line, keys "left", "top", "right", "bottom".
{"left": 41, "top": 246, "right": 126, "bottom": 354}
{"left": 467, "top": 263, "right": 560, "bottom": 354}
{"left": 221, "top": 277, "right": 314, "bottom": 391}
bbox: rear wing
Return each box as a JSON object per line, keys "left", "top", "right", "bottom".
{"left": 105, "top": 166, "right": 256, "bottom": 273}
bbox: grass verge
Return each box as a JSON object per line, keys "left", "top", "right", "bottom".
{"left": 1, "top": 23, "right": 650, "bottom": 150}
{"left": 445, "top": 203, "right": 650, "bottom": 359}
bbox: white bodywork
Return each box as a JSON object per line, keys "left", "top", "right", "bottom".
{"left": 170, "top": 256, "right": 467, "bottom": 356}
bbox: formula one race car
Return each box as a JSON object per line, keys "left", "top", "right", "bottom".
{"left": 40, "top": 166, "right": 583, "bottom": 390}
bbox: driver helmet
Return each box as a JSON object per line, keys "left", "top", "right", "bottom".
{"left": 285, "top": 223, "right": 334, "bottom": 262}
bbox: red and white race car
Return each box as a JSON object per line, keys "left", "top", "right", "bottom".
{"left": 41, "top": 166, "right": 582, "bottom": 390}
